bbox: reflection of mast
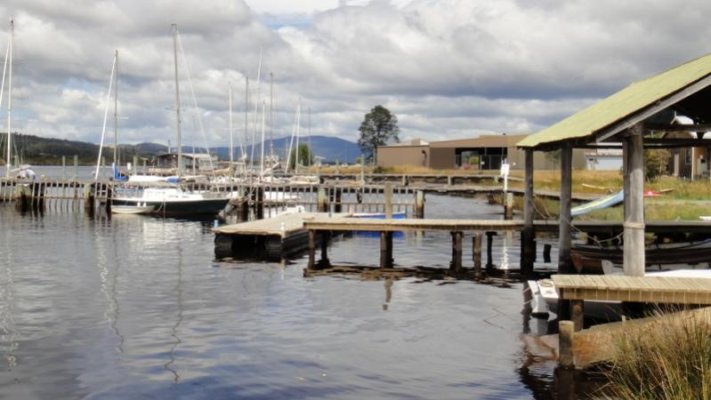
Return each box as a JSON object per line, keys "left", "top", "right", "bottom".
{"left": 4, "top": 19, "right": 14, "bottom": 178}
{"left": 164, "top": 244, "right": 184, "bottom": 383}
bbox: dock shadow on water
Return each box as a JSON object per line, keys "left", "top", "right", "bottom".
{"left": 1, "top": 193, "right": 605, "bottom": 399}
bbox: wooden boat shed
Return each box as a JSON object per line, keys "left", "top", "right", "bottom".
{"left": 517, "top": 53, "right": 711, "bottom": 280}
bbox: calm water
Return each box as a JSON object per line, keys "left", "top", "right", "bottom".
{"left": 0, "top": 186, "right": 560, "bottom": 399}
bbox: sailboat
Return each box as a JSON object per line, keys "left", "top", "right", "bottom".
{"left": 111, "top": 25, "right": 229, "bottom": 216}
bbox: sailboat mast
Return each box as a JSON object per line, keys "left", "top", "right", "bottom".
{"left": 113, "top": 49, "right": 119, "bottom": 166}
{"left": 269, "top": 72, "right": 274, "bottom": 160}
{"left": 260, "top": 101, "right": 266, "bottom": 178}
{"left": 172, "top": 24, "right": 183, "bottom": 177}
{"left": 295, "top": 101, "right": 301, "bottom": 174}
{"left": 243, "top": 77, "right": 248, "bottom": 162}
{"left": 228, "top": 82, "right": 234, "bottom": 164}
{"left": 5, "top": 19, "right": 13, "bottom": 178}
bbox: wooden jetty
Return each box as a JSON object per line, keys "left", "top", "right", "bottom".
{"left": 213, "top": 212, "right": 345, "bottom": 260}
{"left": 547, "top": 274, "right": 711, "bottom": 369}
{"left": 303, "top": 216, "right": 525, "bottom": 274}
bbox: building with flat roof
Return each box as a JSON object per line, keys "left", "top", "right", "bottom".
{"left": 376, "top": 134, "right": 586, "bottom": 170}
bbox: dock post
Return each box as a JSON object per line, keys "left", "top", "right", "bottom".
{"left": 571, "top": 300, "right": 584, "bottom": 332}
{"left": 73, "top": 155, "right": 79, "bottom": 180}
{"left": 317, "top": 187, "right": 328, "bottom": 212}
{"left": 450, "top": 231, "right": 463, "bottom": 272}
{"left": 623, "top": 124, "right": 645, "bottom": 277}
{"left": 485, "top": 231, "right": 496, "bottom": 270}
{"left": 308, "top": 230, "right": 316, "bottom": 269}
{"left": 256, "top": 186, "right": 264, "bottom": 220}
{"left": 380, "top": 231, "right": 394, "bottom": 268}
{"left": 83, "top": 183, "right": 95, "bottom": 216}
{"left": 414, "top": 190, "right": 425, "bottom": 218}
{"left": 521, "top": 148, "right": 535, "bottom": 276}
{"left": 473, "top": 232, "right": 483, "bottom": 278}
{"left": 543, "top": 244, "right": 552, "bottom": 263}
{"left": 319, "top": 231, "right": 331, "bottom": 268}
{"left": 504, "top": 192, "right": 514, "bottom": 220}
{"left": 384, "top": 183, "right": 393, "bottom": 218}
{"left": 558, "top": 320, "right": 575, "bottom": 369}
{"left": 334, "top": 187, "right": 342, "bottom": 213}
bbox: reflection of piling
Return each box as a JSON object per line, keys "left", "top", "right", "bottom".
{"left": 380, "top": 231, "right": 393, "bottom": 268}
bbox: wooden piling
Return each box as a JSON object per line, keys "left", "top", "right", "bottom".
{"left": 504, "top": 192, "right": 514, "bottom": 219}
{"left": 450, "top": 231, "right": 463, "bottom": 271}
{"left": 317, "top": 187, "right": 328, "bottom": 212}
{"left": 414, "top": 190, "right": 425, "bottom": 218}
{"left": 558, "top": 320, "right": 575, "bottom": 369}
{"left": 256, "top": 186, "right": 264, "bottom": 220}
{"left": 571, "top": 300, "right": 584, "bottom": 332}
{"left": 473, "top": 232, "right": 483, "bottom": 277}
{"left": 543, "top": 244, "right": 552, "bottom": 263}
{"left": 384, "top": 183, "right": 393, "bottom": 218}
{"left": 308, "top": 230, "right": 316, "bottom": 269}
{"left": 485, "top": 231, "right": 496, "bottom": 270}
{"left": 320, "top": 231, "right": 331, "bottom": 268}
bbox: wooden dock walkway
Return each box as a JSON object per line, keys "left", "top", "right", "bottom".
{"left": 213, "top": 212, "right": 349, "bottom": 260}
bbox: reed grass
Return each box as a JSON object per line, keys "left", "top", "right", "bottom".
{"left": 600, "top": 311, "right": 711, "bottom": 400}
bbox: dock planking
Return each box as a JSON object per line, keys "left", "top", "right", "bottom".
{"left": 303, "top": 216, "right": 524, "bottom": 232}
{"left": 213, "top": 212, "right": 351, "bottom": 260}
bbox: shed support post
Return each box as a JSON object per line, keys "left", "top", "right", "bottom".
{"left": 623, "top": 124, "right": 645, "bottom": 277}
{"left": 521, "top": 148, "right": 535, "bottom": 276}
{"left": 558, "top": 143, "right": 573, "bottom": 320}
{"left": 558, "top": 143, "right": 573, "bottom": 275}
{"left": 319, "top": 231, "right": 331, "bottom": 268}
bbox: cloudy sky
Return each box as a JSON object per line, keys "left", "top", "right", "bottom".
{"left": 1, "top": 0, "right": 710, "bottom": 150}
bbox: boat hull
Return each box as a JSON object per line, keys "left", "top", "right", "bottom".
{"left": 112, "top": 198, "right": 229, "bottom": 216}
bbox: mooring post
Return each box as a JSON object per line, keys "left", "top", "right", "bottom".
{"left": 414, "top": 190, "right": 425, "bottom": 218}
{"left": 384, "top": 183, "right": 393, "bottom": 218}
{"left": 558, "top": 143, "right": 574, "bottom": 320}
{"left": 307, "top": 230, "right": 316, "bottom": 269}
{"left": 473, "top": 232, "right": 483, "bottom": 277}
{"left": 521, "top": 148, "right": 535, "bottom": 276}
{"left": 485, "top": 231, "right": 496, "bottom": 270}
{"left": 450, "top": 231, "right": 463, "bottom": 272}
{"left": 558, "top": 320, "right": 575, "bottom": 369}
{"left": 73, "top": 155, "right": 79, "bottom": 180}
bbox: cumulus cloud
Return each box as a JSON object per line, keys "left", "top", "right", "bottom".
{"left": 0, "top": 0, "right": 710, "bottom": 150}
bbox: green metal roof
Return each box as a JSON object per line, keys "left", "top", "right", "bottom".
{"left": 518, "top": 53, "right": 711, "bottom": 148}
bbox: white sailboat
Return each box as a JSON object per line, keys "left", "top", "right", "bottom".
{"left": 111, "top": 25, "right": 229, "bottom": 216}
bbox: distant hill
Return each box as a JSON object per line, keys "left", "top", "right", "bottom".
{"left": 212, "top": 135, "right": 360, "bottom": 164}
{"left": 0, "top": 132, "right": 360, "bottom": 165}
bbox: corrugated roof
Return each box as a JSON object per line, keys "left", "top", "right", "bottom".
{"left": 518, "top": 53, "right": 711, "bottom": 148}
